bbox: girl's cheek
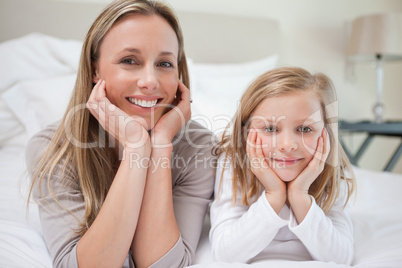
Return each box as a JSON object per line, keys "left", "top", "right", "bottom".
{"left": 260, "top": 136, "right": 273, "bottom": 156}
{"left": 302, "top": 134, "right": 321, "bottom": 155}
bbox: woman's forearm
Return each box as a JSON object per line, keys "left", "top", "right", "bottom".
{"left": 76, "top": 147, "right": 148, "bottom": 268}
{"left": 131, "top": 144, "right": 180, "bottom": 268}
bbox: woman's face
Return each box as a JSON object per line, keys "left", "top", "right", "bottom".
{"left": 93, "top": 14, "right": 179, "bottom": 130}
{"left": 248, "top": 90, "right": 325, "bottom": 182}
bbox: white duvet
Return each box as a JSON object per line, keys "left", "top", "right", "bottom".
{"left": 1, "top": 33, "right": 401, "bottom": 268}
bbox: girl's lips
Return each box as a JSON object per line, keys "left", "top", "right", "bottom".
{"left": 273, "top": 158, "right": 302, "bottom": 165}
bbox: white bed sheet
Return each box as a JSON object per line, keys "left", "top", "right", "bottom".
{"left": 1, "top": 33, "right": 402, "bottom": 268}
{"left": 1, "top": 143, "right": 402, "bottom": 268}
{"left": 189, "top": 167, "right": 402, "bottom": 268}
{"left": 0, "top": 146, "right": 52, "bottom": 268}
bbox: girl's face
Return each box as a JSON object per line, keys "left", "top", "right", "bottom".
{"left": 93, "top": 14, "right": 179, "bottom": 129}
{"left": 248, "top": 90, "right": 325, "bottom": 182}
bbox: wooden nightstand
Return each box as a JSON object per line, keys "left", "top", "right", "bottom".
{"left": 339, "top": 120, "right": 402, "bottom": 172}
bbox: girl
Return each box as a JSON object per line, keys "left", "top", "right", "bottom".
{"left": 26, "top": 1, "right": 215, "bottom": 267}
{"left": 210, "top": 67, "right": 356, "bottom": 264}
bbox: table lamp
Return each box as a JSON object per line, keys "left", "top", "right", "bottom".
{"left": 346, "top": 13, "right": 402, "bottom": 123}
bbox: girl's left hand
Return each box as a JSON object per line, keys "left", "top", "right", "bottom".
{"left": 288, "top": 128, "right": 330, "bottom": 194}
{"left": 151, "top": 80, "right": 191, "bottom": 146}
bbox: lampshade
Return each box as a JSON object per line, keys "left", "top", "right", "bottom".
{"left": 347, "top": 13, "right": 402, "bottom": 61}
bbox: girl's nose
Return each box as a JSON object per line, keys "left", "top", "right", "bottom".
{"left": 137, "top": 66, "right": 158, "bottom": 90}
{"left": 276, "top": 132, "right": 298, "bottom": 152}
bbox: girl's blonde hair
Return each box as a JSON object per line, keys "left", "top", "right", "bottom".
{"left": 27, "top": 0, "right": 189, "bottom": 236}
{"left": 214, "top": 67, "right": 355, "bottom": 213}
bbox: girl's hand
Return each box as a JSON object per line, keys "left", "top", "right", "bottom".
{"left": 246, "top": 129, "right": 286, "bottom": 198}
{"left": 151, "top": 80, "right": 191, "bottom": 147}
{"left": 86, "top": 80, "right": 151, "bottom": 154}
{"left": 288, "top": 128, "right": 330, "bottom": 195}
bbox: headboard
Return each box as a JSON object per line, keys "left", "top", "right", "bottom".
{"left": 0, "top": 0, "right": 280, "bottom": 63}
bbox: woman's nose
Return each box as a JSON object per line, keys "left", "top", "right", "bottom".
{"left": 137, "top": 66, "right": 158, "bottom": 90}
{"left": 276, "top": 132, "right": 298, "bottom": 152}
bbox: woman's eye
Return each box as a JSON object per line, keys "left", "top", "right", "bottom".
{"left": 298, "top": 126, "right": 312, "bottom": 132}
{"left": 264, "top": 126, "right": 277, "bottom": 132}
{"left": 158, "top": 61, "right": 173, "bottom": 68}
{"left": 121, "top": 58, "right": 136, "bottom": 65}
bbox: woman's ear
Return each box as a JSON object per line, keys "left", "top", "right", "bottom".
{"left": 93, "top": 75, "right": 100, "bottom": 84}
{"left": 92, "top": 63, "right": 100, "bottom": 84}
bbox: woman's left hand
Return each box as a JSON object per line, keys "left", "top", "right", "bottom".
{"left": 288, "top": 128, "right": 330, "bottom": 195}
{"left": 151, "top": 80, "right": 191, "bottom": 147}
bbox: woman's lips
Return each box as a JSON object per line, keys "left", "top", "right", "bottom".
{"left": 126, "top": 97, "right": 160, "bottom": 108}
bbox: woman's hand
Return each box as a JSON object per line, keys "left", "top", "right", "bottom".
{"left": 151, "top": 80, "right": 191, "bottom": 147}
{"left": 287, "top": 128, "right": 330, "bottom": 195}
{"left": 246, "top": 129, "right": 286, "bottom": 213}
{"left": 86, "top": 79, "right": 151, "bottom": 155}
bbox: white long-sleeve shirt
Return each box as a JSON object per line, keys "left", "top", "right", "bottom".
{"left": 209, "top": 156, "right": 354, "bottom": 265}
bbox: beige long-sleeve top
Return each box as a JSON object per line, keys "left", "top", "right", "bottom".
{"left": 26, "top": 120, "right": 216, "bottom": 268}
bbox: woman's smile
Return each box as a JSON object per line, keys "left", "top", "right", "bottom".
{"left": 93, "top": 14, "right": 179, "bottom": 129}
{"left": 126, "top": 97, "right": 158, "bottom": 108}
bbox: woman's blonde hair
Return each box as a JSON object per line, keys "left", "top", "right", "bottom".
{"left": 27, "top": 0, "right": 189, "bottom": 236}
{"left": 214, "top": 67, "right": 355, "bottom": 213}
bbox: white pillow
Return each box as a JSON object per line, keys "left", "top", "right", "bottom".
{"left": 0, "top": 97, "right": 25, "bottom": 146}
{"left": 0, "top": 33, "right": 81, "bottom": 93}
{"left": 190, "top": 54, "right": 279, "bottom": 136}
{"left": 0, "top": 33, "right": 82, "bottom": 146}
{"left": 3, "top": 74, "right": 77, "bottom": 138}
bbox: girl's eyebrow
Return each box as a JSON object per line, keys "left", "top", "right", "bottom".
{"left": 250, "top": 116, "right": 321, "bottom": 126}
{"left": 250, "top": 115, "right": 286, "bottom": 123}
{"left": 249, "top": 117, "right": 277, "bottom": 127}
{"left": 296, "top": 118, "right": 322, "bottom": 125}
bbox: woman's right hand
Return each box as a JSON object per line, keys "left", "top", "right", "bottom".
{"left": 86, "top": 79, "right": 151, "bottom": 155}
{"left": 246, "top": 129, "right": 286, "bottom": 212}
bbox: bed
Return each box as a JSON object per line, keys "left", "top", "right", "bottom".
{"left": 1, "top": 0, "right": 402, "bottom": 267}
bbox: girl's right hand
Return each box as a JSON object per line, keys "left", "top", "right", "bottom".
{"left": 86, "top": 80, "right": 151, "bottom": 155}
{"left": 246, "top": 129, "right": 286, "bottom": 199}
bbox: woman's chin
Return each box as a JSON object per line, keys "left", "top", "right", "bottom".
{"left": 140, "top": 117, "right": 157, "bottom": 131}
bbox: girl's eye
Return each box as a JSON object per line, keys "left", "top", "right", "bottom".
{"left": 121, "top": 58, "right": 136, "bottom": 65}
{"left": 298, "top": 126, "right": 312, "bottom": 132}
{"left": 158, "top": 61, "right": 173, "bottom": 68}
{"left": 264, "top": 126, "right": 277, "bottom": 132}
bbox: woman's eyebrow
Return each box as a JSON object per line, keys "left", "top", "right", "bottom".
{"left": 120, "top": 48, "right": 176, "bottom": 57}
{"left": 121, "top": 47, "right": 141, "bottom": 54}
{"left": 159, "top": 51, "right": 177, "bottom": 58}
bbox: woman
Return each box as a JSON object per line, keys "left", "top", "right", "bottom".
{"left": 26, "top": 1, "right": 215, "bottom": 267}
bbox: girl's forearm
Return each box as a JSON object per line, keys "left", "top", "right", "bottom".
{"left": 131, "top": 144, "right": 180, "bottom": 268}
{"left": 76, "top": 147, "right": 148, "bottom": 268}
{"left": 265, "top": 190, "right": 286, "bottom": 215}
{"left": 287, "top": 189, "right": 312, "bottom": 223}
